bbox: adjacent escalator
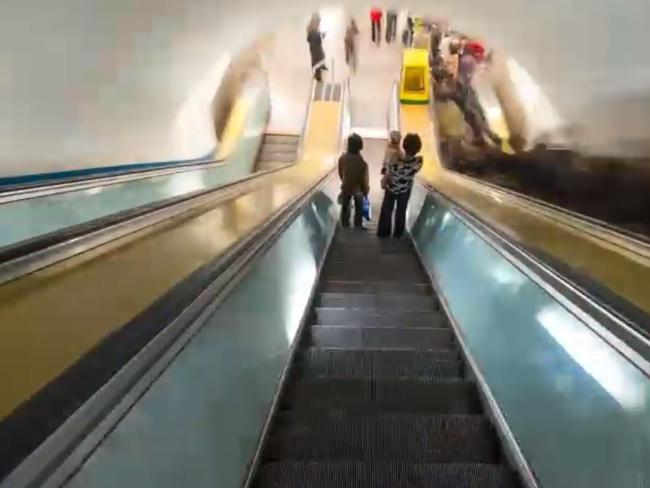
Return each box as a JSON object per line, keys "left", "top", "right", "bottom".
{"left": 252, "top": 225, "right": 521, "bottom": 487}
{"left": 255, "top": 134, "right": 300, "bottom": 172}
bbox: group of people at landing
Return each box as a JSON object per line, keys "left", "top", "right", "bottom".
{"left": 307, "top": 9, "right": 402, "bottom": 79}
{"left": 338, "top": 132, "right": 423, "bottom": 238}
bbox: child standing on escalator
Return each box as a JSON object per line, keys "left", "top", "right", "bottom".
{"left": 381, "top": 130, "right": 403, "bottom": 177}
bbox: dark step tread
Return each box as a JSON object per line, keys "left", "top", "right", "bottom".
{"left": 308, "top": 325, "right": 454, "bottom": 349}
{"left": 255, "top": 461, "right": 521, "bottom": 488}
{"left": 317, "top": 292, "right": 439, "bottom": 310}
{"left": 313, "top": 308, "right": 447, "bottom": 327}
{"left": 266, "top": 412, "right": 500, "bottom": 463}
{"left": 282, "top": 377, "right": 482, "bottom": 414}
{"left": 297, "top": 349, "right": 462, "bottom": 379}
{"left": 320, "top": 281, "right": 432, "bottom": 295}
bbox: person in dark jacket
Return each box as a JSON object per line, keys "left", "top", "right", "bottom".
{"left": 385, "top": 9, "right": 398, "bottom": 43}
{"left": 307, "top": 14, "right": 327, "bottom": 81}
{"left": 344, "top": 18, "right": 359, "bottom": 73}
{"left": 338, "top": 133, "right": 370, "bottom": 229}
{"left": 377, "top": 133, "right": 423, "bottom": 238}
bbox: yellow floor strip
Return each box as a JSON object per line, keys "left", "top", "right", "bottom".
{"left": 401, "top": 104, "right": 650, "bottom": 317}
{"left": 0, "top": 99, "right": 342, "bottom": 420}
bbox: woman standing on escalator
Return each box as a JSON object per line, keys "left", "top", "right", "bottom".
{"left": 377, "top": 133, "right": 423, "bottom": 238}
{"left": 338, "top": 133, "right": 370, "bottom": 230}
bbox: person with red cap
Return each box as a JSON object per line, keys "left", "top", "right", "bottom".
{"left": 370, "top": 8, "right": 383, "bottom": 46}
{"left": 454, "top": 39, "right": 501, "bottom": 146}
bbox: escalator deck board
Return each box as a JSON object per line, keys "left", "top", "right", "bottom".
{"left": 253, "top": 229, "right": 521, "bottom": 487}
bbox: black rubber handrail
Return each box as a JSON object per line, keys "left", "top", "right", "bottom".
{"left": 0, "top": 157, "right": 223, "bottom": 195}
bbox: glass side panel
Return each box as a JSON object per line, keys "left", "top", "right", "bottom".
{"left": 63, "top": 180, "right": 338, "bottom": 488}
{"left": 410, "top": 185, "right": 650, "bottom": 488}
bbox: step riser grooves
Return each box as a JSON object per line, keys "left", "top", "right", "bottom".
{"left": 308, "top": 326, "right": 454, "bottom": 350}
{"left": 253, "top": 226, "right": 518, "bottom": 487}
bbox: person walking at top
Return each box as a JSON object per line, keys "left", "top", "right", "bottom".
{"left": 377, "top": 133, "right": 423, "bottom": 238}
{"left": 338, "top": 133, "right": 370, "bottom": 229}
{"left": 370, "top": 8, "right": 383, "bottom": 46}
{"left": 456, "top": 41, "right": 501, "bottom": 146}
{"left": 402, "top": 12, "right": 414, "bottom": 47}
{"left": 307, "top": 14, "right": 327, "bottom": 82}
{"left": 344, "top": 18, "right": 359, "bottom": 74}
{"left": 385, "top": 9, "right": 398, "bottom": 43}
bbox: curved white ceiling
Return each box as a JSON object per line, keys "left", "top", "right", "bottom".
{"left": 0, "top": 0, "right": 648, "bottom": 175}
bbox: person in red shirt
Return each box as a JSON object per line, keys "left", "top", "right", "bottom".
{"left": 370, "top": 8, "right": 383, "bottom": 46}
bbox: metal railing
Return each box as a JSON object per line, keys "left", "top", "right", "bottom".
{"left": 387, "top": 80, "right": 401, "bottom": 136}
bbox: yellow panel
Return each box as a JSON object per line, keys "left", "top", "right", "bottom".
{"left": 214, "top": 96, "right": 250, "bottom": 160}
{"left": 400, "top": 49, "right": 430, "bottom": 103}
{"left": 400, "top": 103, "right": 650, "bottom": 320}
{"left": 0, "top": 98, "right": 342, "bottom": 419}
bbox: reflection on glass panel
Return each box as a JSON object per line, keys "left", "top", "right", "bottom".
{"left": 536, "top": 303, "right": 646, "bottom": 410}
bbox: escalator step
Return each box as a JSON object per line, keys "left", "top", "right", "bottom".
{"left": 308, "top": 326, "right": 454, "bottom": 349}
{"left": 265, "top": 412, "right": 499, "bottom": 463}
{"left": 328, "top": 246, "right": 417, "bottom": 257}
{"left": 326, "top": 254, "right": 424, "bottom": 268}
{"left": 313, "top": 308, "right": 447, "bottom": 327}
{"left": 317, "top": 292, "right": 438, "bottom": 310}
{"left": 282, "top": 378, "right": 482, "bottom": 414}
{"left": 255, "top": 461, "right": 520, "bottom": 488}
{"left": 320, "top": 280, "right": 432, "bottom": 295}
{"left": 298, "top": 349, "right": 462, "bottom": 379}
{"left": 322, "top": 265, "right": 427, "bottom": 282}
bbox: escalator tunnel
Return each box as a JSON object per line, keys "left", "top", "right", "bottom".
{"left": 1, "top": 3, "right": 650, "bottom": 488}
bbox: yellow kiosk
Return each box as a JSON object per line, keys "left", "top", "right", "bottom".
{"left": 399, "top": 48, "right": 430, "bottom": 104}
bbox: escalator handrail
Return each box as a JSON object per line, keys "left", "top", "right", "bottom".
{"left": 0, "top": 158, "right": 228, "bottom": 205}
{"left": 0, "top": 162, "right": 296, "bottom": 286}
{"left": 387, "top": 79, "right": 401, "bottom": 136}
{"left": 296, "top": 78, "right": 318, "bottom": 160}
{"left": 448, "top": 170, "right": 650, "bottom": 253}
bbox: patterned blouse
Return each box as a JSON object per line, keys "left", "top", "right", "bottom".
{"left": 386, "top": 155, "right": 423, "bottom": 194}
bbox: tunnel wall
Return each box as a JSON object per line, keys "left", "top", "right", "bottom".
{"left": 1, "top": 0, "right": 649, "bottom": 179}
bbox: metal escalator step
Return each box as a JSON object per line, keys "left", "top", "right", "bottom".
{"left": 322, "top": 271, "right": 429, "bottom": 284}
{"left": 265, "top": 412, "right": 499, "bottom": 463}
{"left": 320, "top": 280, "right": 432, "bottom": 295}
{"left": 282, "top": 378, "right": 482, "bottom": 414}
{"left": 255, "top": 461, "right": 521, "bottom": 488}
{"left": 258, "top": 152, "right": 296, "bottom": 163}
{"left": 323, "top": 263, "right": 426, "bottom": 282}
{"left": 328, "top": 246, "right": 416, "bottom": 257}
{"left": 327, "top": 248, "right": 420, "bottom": 260}
{"left": 298, "top": 349, "right": 462, "bottom": 379}
{"left": 308, "top": 326, "right": 454, "bottom": 349}
{"left": 263, "top": 134, "right": 300, "bottom": 145}
{"left": 257, "top": 161, "right": 291, "bottom": 171}
{"left": 313, "top": 308, "right": 446, "bottom": 327}
{"left": 317, "top": 292, "right": 439, "bottom": 310}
